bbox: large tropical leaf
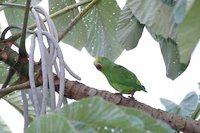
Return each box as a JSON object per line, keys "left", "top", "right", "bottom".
{"left": 3, "top": 90, "right": 36, "bottom": 120}
{"left": 49, "top": 0, "right": 122, "bottom": 61}
{"left": 176, "top": 0, "right": 200, "bottom": 64}
{"left": 160, "top": 91, "right": 199, "bottom": 118}
{"left": 49, "top": 0, "right": 87, "bottom": 50}
{"left": 0, "top": 115, "right": 11, "bottom": 133}
{"left": 3, "top": 87, "right": 55, "bottom": 124}
{"left": 26, "top": 97, "right": 173, "bottom": 133}
{"left": 82, "top": 0, "right": 123, "bottom": 60}
{"left": 117, "top": 0, "right": 200, "bottom": 79}
{"left": 3, "top": 0, "right": 41, "bottom": 35}
{"left": 25, "top": 114, "right": 90, "bottom": 133}
{"left": 160, "top": 98, "right": 178, "bottom": 113}
{"left": 126, "top": 0, "right": 177, "bottom": 39}
{"left": 0, "top": 62, "right": 9, "bottom": 84}
{"left": 150, "top": 34, "right": 187, "bottom": 79}
{"left": 116, "top": 4, "right": 144, "bottom": 50}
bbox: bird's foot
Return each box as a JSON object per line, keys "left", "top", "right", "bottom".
{"left": 128, "top": 95, "right": 135, "bottom": 100}
{"left": 128, "top": 92, "right": 135, "bottom": 100}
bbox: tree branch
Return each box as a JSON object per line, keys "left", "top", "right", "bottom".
{"left": 0, "top": 81, "right": 31, "bottom": 98}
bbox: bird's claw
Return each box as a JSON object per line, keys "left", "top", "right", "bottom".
{"left": 128, "top": 95, "right": 135, "bottom": 100}
{"left": 128, "top": 92, "right": 135, "bottom": 100}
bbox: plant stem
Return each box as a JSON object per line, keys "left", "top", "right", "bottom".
{"left": 0, "top": 3, "right": 25, "bottom": 8}
{"left": 50, "top": 0, "right": 92, "bottom": 19}
{"left": 58, "top": 0, "right": 98, "bottom": 41}
{"left": 19, "top": 0, "right": 31, "bottom": 58}
{"left": 192, "top": 104, "right": 200, "bottom": 120}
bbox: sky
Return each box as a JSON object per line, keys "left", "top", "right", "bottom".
{"left": 0, "top": 0, "right": 200, "bottom": 132}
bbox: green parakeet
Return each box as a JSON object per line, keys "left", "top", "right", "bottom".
{"left": 94, "top": 57, "right": 146, "bottom": 98}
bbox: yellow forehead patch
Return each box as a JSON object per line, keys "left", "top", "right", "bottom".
{"left": 95, "top": 58, "right": 100, "bottom": 63}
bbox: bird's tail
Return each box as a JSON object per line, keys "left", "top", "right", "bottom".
{"left": 141, "top": 85, "right": 147, "bottom": 92}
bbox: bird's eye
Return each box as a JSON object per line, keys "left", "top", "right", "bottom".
{"left": 95, "top": 63, "right": 102, "bottom": 70}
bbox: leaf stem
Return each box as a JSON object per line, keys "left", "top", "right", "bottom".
{"left": 58, "top": 0, "right": 98, "bottom": 41}
{"left": 192, "top": 104, "right": 200, "bottom": 120}
{"left": 0, "top": 2, "right": 25, "bottom": 8}
{"left": 50, "top": 0, "right": 92, "bottom": 19}
{"left": 19, "top": 0, "right": 31, "bottom": 58}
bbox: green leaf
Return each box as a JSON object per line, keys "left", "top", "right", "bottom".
{"left": 26, "top": 97, "right": 173, "bottom": 133}
{"left": 49, "top": 0, "right": 87, "bottom": 50}
{"left": 124, "top": 0, "right": 199, "bottom": 79}
{"left": 160, "top": 98, "right": 178, "bottom": 113}
{"left": 0, "top": 115, "right": 12, "bottom": 133}
{"left": 25, "top": 114, "right": 84, "bottom": 133}
{"left": 191, "top": 104, "right": 200, "bottom": 120}
{"left": 173, "top": 0, "right": 187, "bottom": 23}
{"left": 3, "top": 87, "right": 54, "bottom": 123}
{"left": 150, "top": 34, "right": 187, "bottom": 79}
{"left": 176, "top": 0, "right": 200, "bottom": 64}
{"left": 126, "top": 0, "right": 177, "bottom": 39}
{"left": 124, "top": 0, "right": 182, "bottom": 79}
{"left": 0, "top": 63, "right": 19, "bottom": 85}
{"left": 0, "top": 62, "right": 9, "bottom": 84}
{"left": 179, "top": 91, "right": 199, "bottom": 117}
{"left": 161, "top": 92, "right": 199, "bottom": 118}
{"left": 3, "top": 90, "right": 36, "bottom": 120}
{"left": 83, "top": 0, "right": 123, "bottom": 60}
{"left": 49, "top": 0, "right": 123, "bottom": 60}
{"left": 3, "top": 0, "right": 37, "bottom": 35}
{"left": 116, "top": 4, "right": 144, "bottom": 50}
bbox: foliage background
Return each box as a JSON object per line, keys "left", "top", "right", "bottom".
{"left": 0, "top": 0, "right": 199, "bottom": 132}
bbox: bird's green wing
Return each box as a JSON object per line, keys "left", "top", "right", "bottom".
{"left": 105, "top": 65, "right": 144, "bottom": 93}
{"left": 109, "top": 65, "right": 141, "bottom": 86}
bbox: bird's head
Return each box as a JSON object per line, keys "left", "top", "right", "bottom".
{"left": 94, "top": 57, "right": 112, "bottom": 71}
{"left": 94, "top": 57, "right": 102, "bottom": 70}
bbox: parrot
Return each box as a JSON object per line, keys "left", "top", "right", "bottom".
{"left": 94, "top": 57, "right": 146, "bottom": 98}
